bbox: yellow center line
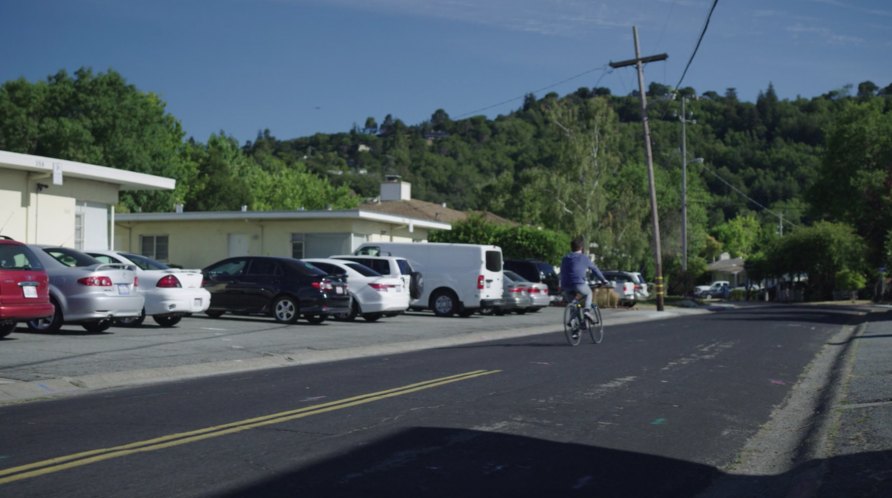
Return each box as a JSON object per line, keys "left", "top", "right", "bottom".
{"left": 0, "top": 369, "right": 501, "bottom": 485}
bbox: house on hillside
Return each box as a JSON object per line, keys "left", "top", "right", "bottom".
{"left": 0, "top": 149, "right": 174, "bottom": 249}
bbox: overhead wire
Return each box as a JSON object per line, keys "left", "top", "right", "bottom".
{"left": 701, "top": 164, "right": 800, "bottom": 230}
{"left": 455, "top": 65, "right": 614, "bottom": 119}
{"left": 673, "top": 0, "right": 720, "bottom": 92}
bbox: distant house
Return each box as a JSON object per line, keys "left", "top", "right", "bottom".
{"left": 706, "top": 253, "right": 747, "bottom": 286}
{"left": 0, "top": 149, "right": 174, "bottom": 250}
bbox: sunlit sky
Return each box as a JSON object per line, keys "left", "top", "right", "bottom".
{"left": 2, "top": 0, "right": 890, "bottom": 143}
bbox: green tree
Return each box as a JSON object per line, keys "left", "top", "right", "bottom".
{"left": 764, "top": 221, "right": 867, "bottom": 300}
{"left": 809, "top": 99, "right": 892, "bottom": 263}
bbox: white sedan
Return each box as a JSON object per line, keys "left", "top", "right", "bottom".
{"left": 87, "top": 250, "right": 210, "bottom": 327}
{"left": 303, "top": 258, "right": 409, "bottom": 322}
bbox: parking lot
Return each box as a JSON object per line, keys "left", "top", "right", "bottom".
{"left": 0, "top": 305, "right": 694, "bottom": 405}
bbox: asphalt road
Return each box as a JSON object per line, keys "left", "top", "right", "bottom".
{"left": 0, "top": 304, "right": 864, "bottom": 497}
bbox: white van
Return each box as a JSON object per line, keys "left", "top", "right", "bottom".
{"left": 354, "top": 242, "right": 504, "bottom": 317}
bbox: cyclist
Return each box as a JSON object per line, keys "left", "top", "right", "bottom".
{"left": 560, "top": 237, "right": 609, "bottom": 325}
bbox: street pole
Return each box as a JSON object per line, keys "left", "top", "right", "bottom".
{"left": 610, "top": 26, "right": 668, "bottom": 311}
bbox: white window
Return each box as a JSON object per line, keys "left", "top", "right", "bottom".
{"left": 291, "top": 234, "right": 305, "bottom": 259}
{"left": 141, "top": 235, "right": 169, "bottom": 261}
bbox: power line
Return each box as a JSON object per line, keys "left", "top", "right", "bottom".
{"left": 455, "top": 65, "right": 613, "bottom": 119}
{"left": 674, "top": 0, "right": 720, "bottom": 92}
{"left": 701, "top": 164, "right": 800, "bottom": 230}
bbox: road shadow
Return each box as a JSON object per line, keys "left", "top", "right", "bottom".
{"left": 208, "top": 426, "right": 889, "bottom": 498}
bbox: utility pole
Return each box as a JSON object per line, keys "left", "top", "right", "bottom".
{"left": 680, "top": 97, "right": 693, "bottom": 272}
{"left": 610, "top": 26, "right": 668, "bottom": 311}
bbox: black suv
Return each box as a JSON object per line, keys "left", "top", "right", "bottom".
{"left": 503, "top": 259, "right": 560, "bottom": 296}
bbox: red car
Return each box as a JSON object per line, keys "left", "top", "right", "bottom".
{"left": 0, "top": 236, "right": 54, "bottom": 338}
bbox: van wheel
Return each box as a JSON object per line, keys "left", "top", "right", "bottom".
{"left": 431, "top": 290, "right": 458, "bottom": 317}
{"left": 409, "top": 272, "right": 424, "bottom": 299}
{"left": 154, "top": 315, "right": 182, "bottom": 327}
{"left": 83, "top": 320, "right": 111, "bottom": 333}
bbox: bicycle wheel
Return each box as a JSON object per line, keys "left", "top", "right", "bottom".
{"left": 588, "top": 306, "right": 604, "bottom": 344}
{"left": 563, "top": 305, "right": 582, "bottom": 346}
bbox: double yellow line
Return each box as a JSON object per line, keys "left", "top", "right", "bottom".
{"left": 0, "top": 369, "right": 500, "bottom": 485}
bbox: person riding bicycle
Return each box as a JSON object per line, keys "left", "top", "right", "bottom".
{"left": 560, "top": 237, "right": 609, "bottom": 323}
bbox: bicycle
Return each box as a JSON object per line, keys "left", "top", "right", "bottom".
{"left": 562, "top": 288, "right": 605, "bottom": 346}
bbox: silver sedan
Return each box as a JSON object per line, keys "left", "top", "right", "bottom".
{"left": 26, "top": 246, "right": 144, "bottom": 333}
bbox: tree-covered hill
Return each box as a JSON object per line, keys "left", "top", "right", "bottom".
{"left": 3, "top": 68, "right": 892, "bottom": 283}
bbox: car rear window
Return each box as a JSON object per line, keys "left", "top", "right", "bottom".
{"left": 42, "top": 247, "right": 100, "bottom": 267}
{"left": 344, "top": 262, "right": 382, "bottom": 277}
{"left": 0, "top": 244, "right": 43, "bottom": 270}
{"left": 396, "top": 259, "right": 414, "bottom": 275}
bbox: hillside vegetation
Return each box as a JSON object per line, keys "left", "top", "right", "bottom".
{"left": 2, "top": 69, "right": 892, "bottom": 296}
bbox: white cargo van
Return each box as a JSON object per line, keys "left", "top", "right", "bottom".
{"left": 354, "top": 242, "right": 504, "bottom": 317}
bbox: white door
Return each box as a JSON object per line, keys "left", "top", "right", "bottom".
{"left": 227, "top": 233, "right": 250, "bottom": 257}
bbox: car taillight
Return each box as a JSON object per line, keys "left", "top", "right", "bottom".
{"left": 369, "top": 283, "right": 396, "bottom": 292}
{"left": 157, "top": 275, "right": 182, "bottom": 288}
{"left": 509, "top": 286, "right": 524, "bottom": 293}
{"left": 312, "top": 279, "right": 334, "bottom": 291}
{"left": 134, "top": 276, "right": 139, "bottom": 288}
{"left": 477, "top": 275, "right": 484, "bottom": 289}
{"left": 78, "top": 276, "right": 113, "bottom": 287}
{"left": 529, "top": 287, "right": 541, "bottom": 294}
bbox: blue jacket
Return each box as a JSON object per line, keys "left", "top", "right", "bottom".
{"left": 560, "top": 252, "right": 607, "bottom": 288}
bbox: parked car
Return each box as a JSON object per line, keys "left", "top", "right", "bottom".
{"left": 503, "top": 269, "right": 549, "bottom": 312}
{"left": 493, "top": 274, "right": 533, "bottom": 315}
{"left": 628, "top": 271, "right": 650, "bottom": 300}
{"left": 201, "top": 256, "right": 351, "bottom": 324}
{"left": 302, "top": 258, "right": 409, "bottom": 322}
{"left": 0, "top": 236, "right": 55, "bottom": 338}
{"left": 600, "top": 270, "right": 640, "bottom": 306}
{"left": 697, "top": 281, "right": 731, "bottom": 299}
{"left": 86, "top": 250, "right": 210, "bottom": 327}
{"left": 504, "top": 259, "right": 561, "bottom": 297}
{"left": 26, "top": 245, "right": 144, "bottom": 333}
{"left": 329, "top": 255, "right": 423, "bottom": 300}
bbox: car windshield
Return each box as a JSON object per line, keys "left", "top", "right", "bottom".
{"left": 42, "top": 247, "right": 100, "bottom": 267}
{"left": 0, "top": 245, "right": 43, "bottom": 270}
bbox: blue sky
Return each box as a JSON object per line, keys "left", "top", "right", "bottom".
{"left": 2, "top": 0, "right": 890, "bottom": 144}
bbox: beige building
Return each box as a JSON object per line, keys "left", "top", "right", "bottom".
{"left": 114, "top": 209, "right": 451, "bottom": 269}
{"left": 0, "top": 150, "right": 174, "bottom": 249}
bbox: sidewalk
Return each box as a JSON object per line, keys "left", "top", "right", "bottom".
{"left": 815, "top": 307, "right": 892, "bottom": 497}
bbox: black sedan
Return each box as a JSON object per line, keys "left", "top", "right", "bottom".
{"left": 202, "top": 256, "right": 351, "bottom": 324}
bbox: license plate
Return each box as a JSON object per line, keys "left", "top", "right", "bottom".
{"left": 117, "top": 284, "right": 130, "bottom": 296}
{"left": 194, "top": 298, "right": 203, "bottom": 307}
{"left": 335, "top": 286, "right": 344, "bottom": 294}
{"left": 23, "top": 286, "right": 38, "bottom": 298}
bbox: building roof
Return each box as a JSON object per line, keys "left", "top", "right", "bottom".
{"left": 115, "top": 208, "right": 453, "bottom": 231}
{"left": 358, "top": 199, "right": 515, "bottom": 225}
{"left": 0, "top": 150, "right": 175, "bottom": 191}
{"left": 706, "top": 256, "right": 745, "bottom": 273}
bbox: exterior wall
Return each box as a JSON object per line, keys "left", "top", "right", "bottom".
{"left": 114, "top": 218, "right": 436, "bottom": 269}
{"left": 0, "top": 168, "right": 116, "bottom": 247}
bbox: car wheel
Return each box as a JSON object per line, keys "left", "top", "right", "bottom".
{"left": 117, "top": 309, "right": 146, "bottom": 327}
{"left": 0, "top": 321, "right": 15, "bottom": 338}
{"left": 83, "top": 320, "right": 111, "bottom": 333}
{"left": 272, "top": 296, "right": 299, "bottom": 324}
{"left": 362, "top": 313, "right": 382, "bottom": 322}
{"left": 339, "top": 299, "right": 359, "bottom": 322}
{"left": 205, "top": 309, "right": 225, "bottom": 318}
{"left": 153, "top": 315, "right": 182, "bottom": 327}
{"left": 27, "top": 299, "right": 63, "bottom": 333}
{"left": 431, "top": 290, "right": 458, "bottom": 317}
{"left": 305, "top": 313, "right": 325, "bottom": 324}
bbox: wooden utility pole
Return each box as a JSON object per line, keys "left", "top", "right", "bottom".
{"left": 610, "top": 26, "right": 668, "bottom": 311}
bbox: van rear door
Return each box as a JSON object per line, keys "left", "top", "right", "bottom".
{"left": 479, "top": 248, "right": 503, "bottom": 301}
